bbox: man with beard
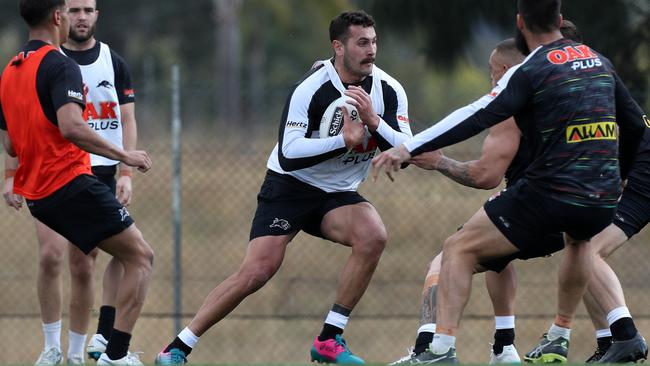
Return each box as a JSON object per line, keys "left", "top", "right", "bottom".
{"left": 155, "top": 10, "right": 412, "bottom": 365}
{"left": 372, "top": 0, "right": 646, "bottom": 362}
{"left": 2, "top": 0, "right": 139, "bottom": 364}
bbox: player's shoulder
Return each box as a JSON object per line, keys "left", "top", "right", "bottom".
{"left": 102, "top": 43, "right": 131, "bottom": 69}
{"left": 374, "top": 65, "right": 406, "bottom": 96}
{"left": 290, "top": 63, "right": 331, "bottom": 102}
{"left": 43, "top": 49, "right": 80, "bottom": 73}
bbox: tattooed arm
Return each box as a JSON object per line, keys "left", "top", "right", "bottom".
{"left": 410, "top": 118, "right": 520, "bottom": 190}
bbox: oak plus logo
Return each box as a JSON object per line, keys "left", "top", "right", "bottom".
{"left": 547, "top": 45, "right": 602, "bottom": 70}
{"left": 566, "top": 122, "right": 616, "bottom": 143}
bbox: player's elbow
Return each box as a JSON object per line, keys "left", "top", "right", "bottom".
{"left": 474, "top": 173, "right": 502, "bottom": 190}
{"left": 59, "top": 124, "right": 83, "bottom": 143}
{"left": 278, "top": 154, "right": 301, "bottom": 172}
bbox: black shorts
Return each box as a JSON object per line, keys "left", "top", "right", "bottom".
{"left": 249, "top": 170, "right": 368, "bottom": 241}
{"left": 454, "top": 216, "right": 565, "bottom": 273}
{"left": 92, "top": 165, "right": 117, "bottom": 195}
{"left": 26, "top": 175, "right": 134, "bottom": 254}
{"left": 613, "top": 178, "right": 650, "bottom": 239}
{"left": 480, "top": 231, "right": 565, "bottom": 272}
{"left": 483, "top": 179, "right": 615, "bottom": 255}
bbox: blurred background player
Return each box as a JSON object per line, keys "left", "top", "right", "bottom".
{"left": 154, "top": 10, "right": 412, "bottom": 365}
{"left": 61, "top": 0, "right": 140, "bottom": 363}
{"left": 3, "top": 1, "right": 139, "bottom": 364}
{"left": 0, "top": 0, "right": 153, "bottom": 364}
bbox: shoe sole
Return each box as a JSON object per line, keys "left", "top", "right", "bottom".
{"left": 311, "top": 349, "right": 334, "bottom": 364}
{"left": 523, "top": 353, "right": 567, "bottom": 363}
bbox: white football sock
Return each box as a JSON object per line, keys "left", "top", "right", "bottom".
{"left": 43, "top": 320, "right": 62, "bottom": 350}
{"left": 429, "top": 333, "right": 456, "bottom": 354}
{"left": 607, "top": 306, "right": 632, "bottom": 326}
{"left": 68, "top": 330, "right": 87, "bottom": 357}
{"left": 178, "top": 327, "right": 199, "bottom": 349}
{"left": 418, "top": 323, "right": 436, "bottom": 334}
{"left": 548, "top": 323, "right": 571, "bottom": 340}
{"left": 495, "top": 315, "right": 515, "bottom": 330}
{"left": 324, "top": 310, "right": 349, "bottom": 330}
{"left": 596, "top": 328, "right": 612, "bottom": 338}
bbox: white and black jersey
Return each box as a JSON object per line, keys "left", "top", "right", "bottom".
{"left": 267, "top": 59, "right": 412, "bottom": 192}
{"left": 61, "top": 42, "right": 135, "bottom": 168}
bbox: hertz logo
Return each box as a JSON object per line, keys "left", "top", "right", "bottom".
{"left": 566, "top": 122, "right": 616, "bottom": 143}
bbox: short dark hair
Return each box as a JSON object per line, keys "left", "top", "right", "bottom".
{"left": 517, "top": 0, "right": 561, "bottom": 33}
{"left": 494, "top": 38, "right": 525, "bottom": 64}
{"left": 19, "top": 0, "right": 65, "bottom": 26}
{"left": 329, "top": 10, "right": 375, "bottom": 43}
{"left": 560, "top": 19, "right": 582, "bottom": 43}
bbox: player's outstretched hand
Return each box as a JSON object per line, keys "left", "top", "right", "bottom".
{"left": 341, "top": 105, "right": 365, "bottom": 150}
{"left": 409, "top": 149, "right": 444, "bottom": 170}
{"left": 123, "top": 150, "right": 152, "bottom": 173}
{"left": 345, "top": 86, "right": 379, "bottom": 131}
{"left": 372, "top": 144, "right": 411, "bottom": 182}
{"left": 2, "top": 177, "right": 23, "bottom": 210}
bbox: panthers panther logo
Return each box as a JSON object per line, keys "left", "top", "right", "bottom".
{"left": 97, "top": 80, "right": 114, "bottom": 89}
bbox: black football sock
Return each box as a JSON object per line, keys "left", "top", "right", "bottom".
{"left": 597, "top": 336, "right": 613, "bottom": 351}
{"left": 610, "top": 317, "right": 637, "bottom": 341}
{"left": 318, "top": 304, "right": 351, "bottom": 341}
{"left": 414, "top": 332, "right": 434, "bottom": 355}
{"left": 105, "top": 328, "right": 131, "bottom": 361}
{"left": 96, "top": 306, "right": 116, "bottom": 340}
{"left": 164, "top": 337, "right": 193, "bottom": 356}
{"left": 493, "top": 328, "right": 515, "bottom": 355}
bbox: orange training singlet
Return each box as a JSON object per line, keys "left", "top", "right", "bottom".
{"left": 0, "top": 45, "right": 91, "bottom": 200}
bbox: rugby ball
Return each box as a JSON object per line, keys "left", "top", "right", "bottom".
{"left": 319, "top": 96, "right": 361, "bottom": 138}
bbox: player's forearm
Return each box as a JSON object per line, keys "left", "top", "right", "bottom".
{"left": 64, "top": 125, "right": 127, "bottom": 162}
{"left": 436, "top": 156, "right": 484, "bottom": 189}
{"left": 120, "top": 110, "right": 138, "bottom": 172}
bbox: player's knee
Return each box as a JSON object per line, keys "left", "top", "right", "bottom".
{"left": 69, "top": 255, "right": 95, "bottom": 280}
{"left": 353, "top": 226, "right": 387, "bottom": 258}
{"left": 136, "top": 240, "right": 154, "bottom": 273}
{"left": 39, "top": 243, "right": 65, "bottom": 272}
{"left": 441, "top": 236, "right": 459, "bottom": 255}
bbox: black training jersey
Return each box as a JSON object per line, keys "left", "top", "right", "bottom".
{"left": 406, "top": 38, "right": 646, "bottom": 208}
{"left": 61, "top": 42, "right": 135, "bottom": 104}
{"left": 504, "top": 129, "right": 534, "bottom": 186}
{"left": 626, "top": 121, "right": 650, "bottom": 195}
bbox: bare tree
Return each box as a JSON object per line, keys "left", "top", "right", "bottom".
{"left": 214, "top": 0, "right": 243, "bottom": 127}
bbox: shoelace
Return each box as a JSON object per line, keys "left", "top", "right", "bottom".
{"left": 38, "top": 348, "right": 62, "bottom": 364}
{"left": 333, "top": 335, "right": 349, "bottom": 351}
{"left": 167, "top": 349, "right": 187, "bottom": 364}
